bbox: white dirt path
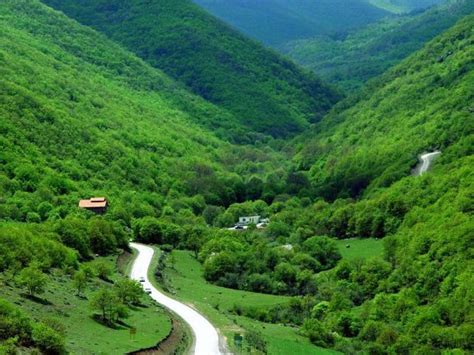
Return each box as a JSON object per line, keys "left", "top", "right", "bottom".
{"left": 129, "top": 243, "right": 223, "bottom": 355}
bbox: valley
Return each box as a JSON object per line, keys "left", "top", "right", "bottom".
{"left": 0, "top": 0, "right": 472, "bottom": 354}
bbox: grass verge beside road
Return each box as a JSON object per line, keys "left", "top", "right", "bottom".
{"left": 158, "top": 249, "right": 338, "bottom": 354}
{"left": 145, "top": 246, "right": 194, "bottom": 355}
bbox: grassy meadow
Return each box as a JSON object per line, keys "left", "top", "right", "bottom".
{"left": 0, "top": 255, "right": 171, "bottom": 354}
{"left": 335, "top": 238, "right": 384, "bottom": 260}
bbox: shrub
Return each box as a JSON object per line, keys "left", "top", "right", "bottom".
{"left": 17, "top": 265, "right": 48, "bottom": 297}
{"left": 26, "top": 212, "right": 41, "bottom": 223}
{"left": 302, "top": 236, "right": 341, "bottom": 269}
{"left": 302, "top": 319, "right": 334, "bottom": 348}
{"left": 32, "top": 323, "right": 65, "bottom": 354}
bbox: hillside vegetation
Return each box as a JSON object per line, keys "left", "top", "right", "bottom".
{"left": 177, "top": 15, "right": 473, "bottom": 353}
{"left": 159, "top": 249, "right": 337, "bottom": 354}
{"left": 42, "top": 0, "right": 340, "bottom": 139}
{"left": 0, "top": 1, "right": 285, "bottom": 351}
{"left": 292, "top": 13, "right": 473, "bottom": 199}
{"left": 0, "top": 0, "right": 472, "bottom": 354}
{"left": 192, "top": 0, "right": 389, "bottom": 46}
{"left": 282, "top": 0, "right": 474, "bottom": 92}
{"left": 0, "top": 0, "right": 294, "bottom": 227}
{"left": 0, "top": 249, "right": 172, "bottom": 354}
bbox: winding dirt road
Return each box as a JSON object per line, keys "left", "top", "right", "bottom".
{"left": 129, "top": 243, "right": 223, "bottom": 355}
{"left": 417, "top": 151, "right": 441, "bottom": 176}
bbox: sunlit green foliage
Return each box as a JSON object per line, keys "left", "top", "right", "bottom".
{"left": 17, "top": 265, "right": 49, "bottom": 297}
{"left": 292, "top": 13, "right": 474, "bottom": 199}
{"left": 0, "top": 224, "right": 78, "bottom": 272}
{"left": 0, "top": 299, "right": 66, "bottom": 354}
{"left": 0, "top": 1, "right": 472, "bottom": 354}
{"left": 0, "top": 0, "right": 290, "bottom": 230}
{"left": 173, "top": 15, "right": 473, "bottom": 353}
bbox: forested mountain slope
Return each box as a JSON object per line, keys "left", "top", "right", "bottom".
{"left": 0, "top": 1, "right": 292, "bottom": 350}
{"left": 0, "top": 0, "right": 290, "bottom": 227}
{"left": 192, "top": 0, "right": 389, "bottom": 46}
{"left": 42, "top": 0, "right": 340, "bottom": 138}
{"left": 277, "top": 16, "right": 474, "bottom": 351}
{"left": 292, "top": 13, "right": 473, "bottom": 201}
{"left": 1, "top": 0, "right": 258, "bottom": 144}
{"left": 282, "top": 0, "right": 474, "bottom": 92}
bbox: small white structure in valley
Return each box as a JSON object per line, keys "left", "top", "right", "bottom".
{"left": 227, "top": 216, "right": 270, "bottom": 231}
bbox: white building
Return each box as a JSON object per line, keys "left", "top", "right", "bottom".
{"left": 238, "top": 215, "right": 261, "bottom": 225}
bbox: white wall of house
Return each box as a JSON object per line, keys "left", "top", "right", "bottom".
{"left": 239, "top": 216, "right": 260, "bottom": 225}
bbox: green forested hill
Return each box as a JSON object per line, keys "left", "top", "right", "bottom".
{"left": 192, "top": 0, "right": 389, "bottom": 46}
{"left": 0, "top": 1, "right": 290, "bottom": 351}
{"left": 274, "top": 16, "right": 473, "bottom": 352}
{"left": 1, "top": 0, "right": 254, "bottom": 142}
{"left": 0, "top": 0, "right": 291, "bottom": 222}
{"left": 282, "top": 0, "right": 474, "bottom": 91}
{"left": 41, "top": 0, "right": 340, "bottom": 138}
{"left": 292, "top": 13, "right": 473, "bottom": 199}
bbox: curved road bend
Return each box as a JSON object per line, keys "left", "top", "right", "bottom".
{"left": 418, "top": 151, "right": 441, "bottom": 176}
{"left": 129, "top": 243, "right": 222, "bottom": 355}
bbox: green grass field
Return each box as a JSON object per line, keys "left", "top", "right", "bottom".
{"left": 336, "top": 238, "right": 384, "bottom": 260}
{"left": 0, "top": 255, "right": 171, "bottom": 354}
{"left": 235, "top": 317, "right": 339, "bottom": 355}
{"left": 160, "top": 249, "right": 338, "bottom": 354}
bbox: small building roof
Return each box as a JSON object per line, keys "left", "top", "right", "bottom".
{"left": 79, "top": 197, "right": 107, "bottom": 208}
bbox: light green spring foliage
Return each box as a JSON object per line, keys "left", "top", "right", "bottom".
{"left": 0, "top": 0, "right": 290, "bottom": 226}
{"left": 292, "top": 13, "right": 474, "bottom": 199}
{"left": 0, "top": 1, "right": 472, "bottom": 354}
{"left": 176, "top": 15, "right": 473, "bottom": 353}
{"left": 256, "top": 15, "right": 473, "bottom": 352}
{"left": 0, "top": 299, "right": 66, "bottom": 354}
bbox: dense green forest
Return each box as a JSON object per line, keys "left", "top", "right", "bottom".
{"left": 291, "top": 11, "right": 473, "bottom": 200}
{"left": 0, "top": 0, "right": 472, "bottom": 354}
{"left": 0, "top": 0, "right": 294, "bottom": 221}
{"left": 42, "top": 0, "right": 340, "bottom": 139}
{"left": 282, "top": 0, "right": 474, "bottom": 91}
{"left": 192, "top": 0, "right": 389, "bottom": 46}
